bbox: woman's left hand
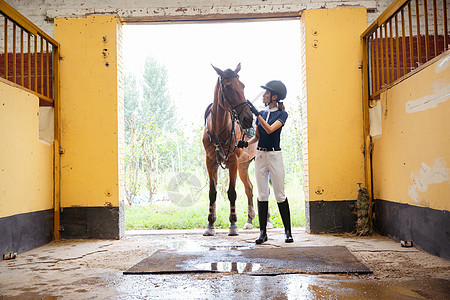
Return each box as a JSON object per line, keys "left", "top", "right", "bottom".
{"left": 237, "top": 140, "right": 248, "bottom": 148}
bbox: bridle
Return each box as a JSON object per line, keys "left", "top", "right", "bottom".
{"left": 206, "top": 74, "right": 249, "bottom": 169}
{"left": 218, "top": 74, "right": 249, "bottom": 121}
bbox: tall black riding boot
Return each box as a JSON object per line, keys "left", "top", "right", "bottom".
{"left": 278, "top": 198, "right": 294, "bottom": 243}
{"left": 255, "top": 201, "right": 268, "bottom": 244}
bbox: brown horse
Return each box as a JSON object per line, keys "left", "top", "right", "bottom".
{"left": 202, "top": 63, "right": 257, "bottom": 236}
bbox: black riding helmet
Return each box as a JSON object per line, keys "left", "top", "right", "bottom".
{"left": 261, "top": 80, "right": 287, "bottom": 100}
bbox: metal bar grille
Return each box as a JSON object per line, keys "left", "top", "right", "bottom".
{"left": 424, "top": 0, "right": 430, "bottom": 61}
{"left": 0, "top": 0, "right": 61, "bottom": 241}
{"left": 362, "top": 0, "right": 449, "bottom": 100}
{"left": 20, "top": 28, "right": 23, "bottom": 86}
{"left": 381, "top": 26, "right": 385, "bottom": 87}
{"left": 12, "top": 23, "right": 16, "bottom": 83}
{"left": 34, "top": 34, "right": 37, "bottom": 92}
{"left": 4, "top": 18, "right": 7, "bottom": 79}
{"left": 415, "top": 0, "right": 422, "bottom": 65}
{"left": 395, "top": 15, "right": 400, "bottom": 78}
{"left": 0, "top": 1, "right": 59, "bottom": 105}
{"left": 389, "top": 20, "right": 394, "bottom": 82}
{"left": 27, "top": 33, "right": 30, "bottom": 89}
{"left": 370, "top": 32, "right": 376, "bottom": 95}
{"left": 401, "top": 8, "right": 407, "bottom": 76}
{"left": 408, "top": 2, "right": 415, "bottom": 70}
{"left": 46, "top": 41, "right": 49, "bottom": 97}
{"left": 384, "top": 24, "right": 390, "bottom": 84}
{"left": 433, "top": 0, "right": 438, "bottom": 54}
{"left": 40, "top": 36, "right": 43, "bottom": 95}
{"left": 375, "top": 30, "right": 380, "bottom": 91}
{"left": 444, "top": 0, "right": 448, "bottom": 50}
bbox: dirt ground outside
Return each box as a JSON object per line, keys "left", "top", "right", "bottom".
{"left": 0, "top": 228, "right": 449, "bottom": 299}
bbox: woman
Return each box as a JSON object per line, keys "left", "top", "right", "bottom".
{"left": 238, "top": 80, "right": 293, "bottom": 244}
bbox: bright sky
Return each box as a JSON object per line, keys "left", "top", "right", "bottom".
{"left": 122, "top": 20, "right": 302, "bottom": 127}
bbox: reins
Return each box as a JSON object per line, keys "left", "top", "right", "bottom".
{"left": 208, "top": 110, "right": 240, "bottom": 169}
{"left": 206, "top": 75, "right": 248, "bottom": 169}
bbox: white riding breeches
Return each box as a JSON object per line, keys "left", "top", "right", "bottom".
{"left": 255, "top": 150, "right": 286, "bottom": 203}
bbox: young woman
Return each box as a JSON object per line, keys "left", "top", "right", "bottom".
{"left": 238, "top": 80, "right": 293, "bottom": 244}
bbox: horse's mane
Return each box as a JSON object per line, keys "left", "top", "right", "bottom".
{"left": 204, "top": 103, "right": 213, "bottom": 123}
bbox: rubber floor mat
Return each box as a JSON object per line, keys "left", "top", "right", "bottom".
{"left": 124, "top": 246, "right": 372, "bottom": 275}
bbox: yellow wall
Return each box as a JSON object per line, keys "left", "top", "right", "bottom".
{"left": 0, "top": 81, "right": 53, "bottom": 218}
{"left": 54, "top": 16, "right": 121, "bottom": 207}
{"left": 303, "top": 7, "right": 366, "bottom": 202}
{"left": 372, "top": 53, "right": 450, "bottom": 211}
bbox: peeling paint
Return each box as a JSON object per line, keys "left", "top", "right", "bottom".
{"left": 405, "top": 83, "right": 450, "bottom": 113}
{"left": 435, "top": 54, "right": 450, "bottom": 74}
{"left": 175, "top": 7, "right": 188, "bottom": 13}
{"left": 408, "top": 158, "right": 449, "bottom": 203}
{"left": 10, "top": 1, "right": 386, "bottom": 37}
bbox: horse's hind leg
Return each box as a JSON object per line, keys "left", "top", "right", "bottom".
{"left": 238, "top": 160, "right": 255, "bottom": 229}
{"left": 203, "top": 160, "right": 218, "bottom": 236}
{"left": 228, "top": 162, "right": 239, "bottom": 236}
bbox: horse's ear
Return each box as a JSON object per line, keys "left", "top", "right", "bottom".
{"left": 212, "top": 64, "right": 225, "bottom": 77}
{"left": 235, "top": 63, "right": 241, "bottom": 74}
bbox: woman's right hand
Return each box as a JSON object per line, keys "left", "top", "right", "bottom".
{"left": 247, "top": 100, "right": 259, "bottom": 116}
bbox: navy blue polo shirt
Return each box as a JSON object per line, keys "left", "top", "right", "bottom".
{"left": 256, "top": 109, "right": 288, "bottom": 149}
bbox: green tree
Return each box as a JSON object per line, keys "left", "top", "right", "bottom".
{"left": 124, "top": 117, "right": 141, "bottom": 205}
{"left": 124, "top": 73, "right": 140, "bottom": 143}
{"left": 137, "top": 117, "right": 162, "bottom": 202}
{"left": 142, "top": 57, "right": 176, "bottom": 132}
{"left": 282, "top": 97, "right": 303, "bottom": 187}
{"left": 124, "top": 73, "right": 141, "bottom": 204}
{"left": 124, "top": 57, "right": 180, "bottom": 204}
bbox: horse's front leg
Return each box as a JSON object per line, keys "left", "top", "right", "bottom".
{"left": 203, "top": 159, "right": 218, "bottom": 236}
{"left": 228, "top": 162, "right": 239, "bottom": 236}
{"left": 238, "top": 160, "right": 255, "bottom": 229}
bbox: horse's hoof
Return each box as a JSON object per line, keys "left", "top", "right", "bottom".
{"left": 243, "top": 222, "right": 253, "bottom": 230}
{"left": 248, "top": 205, "right": 256, "bottom": 220}
{"left": 228, "top": 224, "right": 239, "bottom": 236}
{"left": 203, "top": 227, "right": 215, "bottom": 236}
{"left": 267, "top": 221, "right": 274, "bottom": 229}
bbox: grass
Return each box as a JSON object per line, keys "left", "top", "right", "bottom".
{"left": 125, "top": 175, "right": 305, "bottom": 230}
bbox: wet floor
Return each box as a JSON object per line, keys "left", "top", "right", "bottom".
{"left": 192, "top": 261, "right": 262, "bottom": 273}
{"left": 106, "top": 273, "right": 449, "bottom": 299}
{"left": 0, "top": 229, "right": 449, "bottom": 299}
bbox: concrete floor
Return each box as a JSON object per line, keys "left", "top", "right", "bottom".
{"left": 0, "top": 228, "right": 449, "bottom": 299}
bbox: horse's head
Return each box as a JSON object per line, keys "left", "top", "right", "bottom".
{"left": 212, "top": 63, "right": 253, "bottom": 129}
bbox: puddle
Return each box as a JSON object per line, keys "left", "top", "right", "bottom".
{"left": 160, "top": 237, "right": 252, "bottom": 252}
{"left": 166, "top": 239, "right": 206, "bottom": 252}
{"left": 0, "top": 292, "right": 58, "bottom": 300}
{"left": 109, "top": 272, "right": 450, "bottom": 299}
{"left": 193, "top": 262, "right": 261, "bottom": 273}
{"left": 206, "top": 245, "right": 252, "bottom": 251}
